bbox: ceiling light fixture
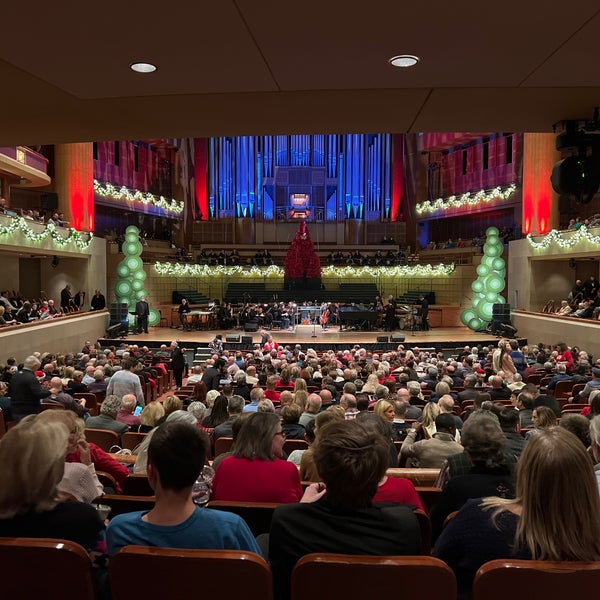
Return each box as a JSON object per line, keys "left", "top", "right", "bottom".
{"left": 389, "top": 55, "right": 419, "bottom": 68}
{"left": 130, "top": 62, "right": 157, "bottom": 74}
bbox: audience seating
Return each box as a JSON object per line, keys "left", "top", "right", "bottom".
{"left": 73, "top": 393, "right": 98, "bottom": 416}
{"left": 109, "top": 547, "right": 273, "bottom": 600}
{"left": 215, "top": 436, "right": 234, "bottom": 456}
{"left": 553, "top": 380, "right": 574, "bottom": 400}
{"left": 386, "top": 468, "right": 440, "bottom": 486}
{"left": 120, "top": 474, "right": 154, "bottom": 496}
{"left": 283, "top": 439, "right": 309, "bottom": 455}
{"left": 84, "top": 428, "right": 120, "bottom": 452}
{"left": 0, "top": 538, "right": 96, "bottom": 600}
{"left": 569, "top": 383, "right": 586, "bottom": 400}
{"left": 206, "top": 500, "right": 280, "bottom": 536}
{"left": 101, "top": 494, "right": 156, "bottom": 517}
{"left": 414, "top": 508, "right": 432, "bottom": 554}
{"left": 96, "top": 470, "right": 118, "bottom": 492}
{"left": 120, "top": 431, "right": 147, "bottom": 451}
{"left": 39, "top": 402, "right": 65, "bottom": 411}
{"left": 291, "top": 554, "right": 456, "bottom": 600}
{"left": 472, "top": 559, "right": 600, "bottom": 600}
{"left": 561, "top": 403, "right": 588, "bottom": 413}
{"left": 415, "top": 486, "right": 442, "bottom": 512}
{"left": 526, "top": 374, "right": 543, "bottom": 385}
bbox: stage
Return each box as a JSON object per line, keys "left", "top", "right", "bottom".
{"left": 100, "top": 324, "right": 517, "bottom": 355}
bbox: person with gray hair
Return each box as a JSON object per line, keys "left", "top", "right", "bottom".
{"left": 166, "top": 410, "right": 198, "bottom": 426}
{"left": 300, "top": 393, "right": 322, "bottom": 428}
{"left": 187, "top": 401, "right": 208, "bottom": 422}
{"left": 430, "top": 415, "right": 515, "bottom": 541}
{"left": 214, "top": 395, "right": 245, "bottom": 441}
{"left": 257, "top": 398, "right": 276, "bottom": 413}
{"left": 10, "top": 355, "right": 51, "bottom": 420}
{"left": 106, "top": 356, "right": 145, "bottom": 407}
{"left": 117, "top": 393, "right": 141, "bottom": 427}
{"left": 85, "top": 394, "right": 129, "bottom": 440}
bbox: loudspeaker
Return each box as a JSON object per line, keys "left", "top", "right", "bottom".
{"left": 225, "top": 334, "right": 240, "bottom": 343}
{"left": 377, "top": 336, "right": 389, "bottom": 343}
{"left": 40, "top": 192, "right": 58, "bottom": 212}
{"left": 241, "top": 335, "right": 253, "bottom": 346}
{"left": 109, "top": 303, "right": 129, "bottom": 325}
{"left": 492, "top": 303, "right": 511, "bottom": 324}
{"left": 391, "top": 334, "right": 406, "bottom": 342}
{"left": 244, "top": 321, "right": 258, "bottom": 332}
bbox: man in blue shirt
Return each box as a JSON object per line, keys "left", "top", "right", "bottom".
{"left": 107, "top": 421, "right": 261, "bottom": 556}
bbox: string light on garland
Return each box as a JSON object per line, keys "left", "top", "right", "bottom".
{"left": 322, "top": 264, "right": 455, "bottom": 277}
{"left": 0, "top": 217, "right": 93, "bottom": 250}
{"left": 94, "top": 180, "right": 184, "bottom": 214}
{"left": 527, "top": 225, "right": 600, "bottom": 250}
{"left": 416, "top": 183, "right": 517, "bottom": 215}
{"left": 154, "top": 262, "right": 455, "bottom": 278}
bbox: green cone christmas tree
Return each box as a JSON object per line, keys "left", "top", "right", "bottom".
{"left": 115, "top": 225, "right": 160, "bottom": 329}
{"left": 460, "top": 226, "right": 506, "bottom": 331}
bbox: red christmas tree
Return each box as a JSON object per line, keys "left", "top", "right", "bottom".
{"left": 284, "top": 221, "right": 322, "bottom": 279}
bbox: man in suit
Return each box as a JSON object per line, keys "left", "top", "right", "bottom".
{"left": 9, "top": 355, "right": 51, "bottom": 420}
{"left": 135, "top": 295, "right": 150, "bottom": 334}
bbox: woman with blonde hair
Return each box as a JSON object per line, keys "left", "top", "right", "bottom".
{"left": 35, "top": 410, "right": 104, "bottom": 503}
{"left": 374, "top": 399, "right": 395, "bottom": 423}
{"left": 156, "top": 395, "right": 183, "bottom": 426}
{"left": 0, "top": 417, "right": 104, "bottom": 549}
{"left": 138, "top": 400, "right": 165, "bottom": 433}
{"left": 499, "top": 339, "right": 516, "bottom": 383}
{"left": 421, "top": 401, "right": 441, "bottom": 439}
{"left": 293, "top": 377, "right": 307, "bottom": 393}
{"left": 434, "top": 427, "right": 600, "bottom": 599}
{"left": 525, "top": 405, "right": 557, "bottom": 440}
{"left": 293, "top": 389, "right": 308, "bottom": 412}
{"left": 363, "top": 373, "right": 380, "bottom": 395}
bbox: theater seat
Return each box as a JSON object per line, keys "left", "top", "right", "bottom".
{"left": 473, "top": 559, "right": 600, "bottom": 600}
{"left": 292, "top": 554, "right": 456, "bottom": 600}
{"left": 0, "top": 538, "right": 95, "bottom": 600}
{"left": 110, "top": 546, "right": 272, "bottom": 600}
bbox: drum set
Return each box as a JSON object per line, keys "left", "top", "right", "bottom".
{"left": 397, "top": 304, "right": 419, "bottom": 331}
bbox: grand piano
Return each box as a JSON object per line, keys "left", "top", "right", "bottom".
{"left": 338, "top": 305, "right": 377, "bottom": 331}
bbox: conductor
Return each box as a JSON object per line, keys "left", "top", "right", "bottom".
{"left": 135, "top": 295, "right": 150, "bottom": 334}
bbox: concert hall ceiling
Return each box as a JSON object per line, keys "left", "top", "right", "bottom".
{"left": 2, "top": 1, "right": 600, "bottom": 145}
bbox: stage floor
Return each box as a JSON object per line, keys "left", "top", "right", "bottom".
{"left": 103, "top": 324, "right": 503, "bottom": 351}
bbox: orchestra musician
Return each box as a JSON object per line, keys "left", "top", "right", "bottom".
{"left": 178, "top": 297, "right": 192, "bottom": 330}
{"left": 320, "top": 302, "right": 330, "bottom": 331}
{"left": 217, "top": 303, "right": 236, "bottom": 329}
{"left": 384, "top": 296, "right": 397, "bottom": 331}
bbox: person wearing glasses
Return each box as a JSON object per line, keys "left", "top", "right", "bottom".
{"left": 210, "top": 412, "right": 302, "bottom": 503}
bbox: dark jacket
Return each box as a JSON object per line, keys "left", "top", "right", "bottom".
{"left": 10, "top": 368, "right": 51, "bottom": 419}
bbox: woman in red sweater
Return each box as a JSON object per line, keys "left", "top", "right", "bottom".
{"left": 211, "top": 412, "right": 302, "bottom": 503}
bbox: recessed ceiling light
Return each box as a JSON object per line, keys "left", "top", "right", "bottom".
{"left": 389, "top": 55, "right": 419, "bottom": 68}
{"left": 130, "top": 62, "right": 157, "bottom": 74}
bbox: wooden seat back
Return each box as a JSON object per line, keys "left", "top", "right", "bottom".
{"left": 283, "top": 439, "right": 309, "bottom": 455}
{"left": 473, "top": 559, "right": 600, "bottom": 600}
{"left": 120, "top": 474, "right": 154, "bottom": 496}
{"left": 109, "top": 547, "right": 272, "bottom": 600}
{"left": 214, "top": 436, "right": 234, "bottom": 456}
{"left": 121, "top": 431, "right": 148, "bottom": 451}
{"left": 292, "top": 554, "right": 456, "bottom": 600}
{"left": 101, "top": 494, "right": 156, "bottom": 517}
{"left": 84, "top": 428, "right": 120, "bottom": 452}
{"left": 73, "top": 393, "right": 98, "bottom": 415}
{"left": 206, "top": 500, "right": 280, "bottom": 536}
{"left": 0, "top": 538, "right": 95, "bottom": 600}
